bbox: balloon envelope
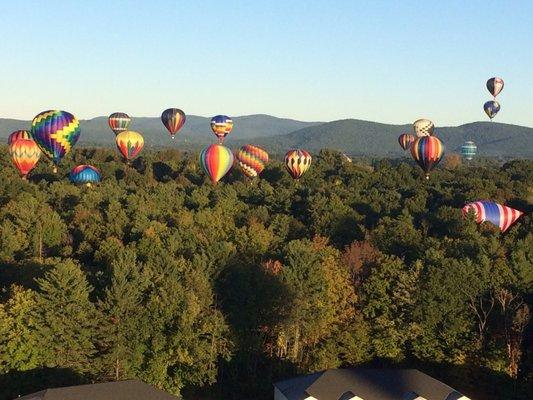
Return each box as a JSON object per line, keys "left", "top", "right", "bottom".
{"left": 486, "top": 77, "right": 504, "bottom": 98}
{"left": 31, "top": 110, "right": 80, "bottom": 166}
{"left": 108, "top": 112, "right": 131, "bottom": 135}
{"left": 116, "top": 131, "right": 144, "bottom": 161}
{"left": 199, "top": 144, "right": 234, "bottom": 184}
{"left": 236, "top": 144, "right": 269, "bottom": 178}
{"left": 398, "top": 133, "right": 415, "bottom": 150}
{"left": 69, "top": 165, "right": 101, "bottom": 185}
{"left": 285, "top": 149, "right": 312, "bottom": 179}
{"left": 484, "top": 100, "right": 500, "bottom": 120}
{"left": 7, "top": 130, "right": 31, "bottom": 145}
{"left": 413, "top": 119, "right": 434, "bottom": 137}
{"left": 461, "top": 141, "right": 477, "bottom": 160}
{"left": 210, "top": 115, "right": 233, "bottom": 142}
{"left": 410, "top": 136, "right": 444, "bottom": 177}
{"left": 161, "top": 108, "right": 186, "bottom": 138}
{"left": 463, "top": 201, "right": 523, "bottom": 232}
{"left": 9, "top": 138, "right": 41, "bottom": 177}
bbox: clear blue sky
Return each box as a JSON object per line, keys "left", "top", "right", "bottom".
{"left": 1, "top": 0, "right": 532, "bottom": 126}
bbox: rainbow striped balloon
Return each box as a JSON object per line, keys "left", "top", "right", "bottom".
{"left": 69, "top": 165, "right": 101, "bottom": 186}
{"left": 31, "top": 110, "right": 80, "bottom": 168}
{"left": 410, "top": 136, "right": 444, "bottom": 178}
{"left": 9, "top": 139, "right": 41, "bottom": 178}
{"left": 463, "top": 201, "right": 523, "bottom": 233}
{"left": 116, "top": 131, "right": 144, "bottom": 161}
{"left": 7, "top": 130, "right": 31, "bottom": 145}
{"left": 108, "top": 112, "right": 131, "bottom": 135}
{"left": 398, "top": 133, "right": 415, "bottom": 151}
{"left": 210, "top": 115, "right": 233, "bottom": 142}
{"left": 236, "top": 144, "right": 269, "bottom": 178}
{"left": 285, "top": 149, "right": 312, "bottom": 180}
{"left": 200, "top": 144, "right": 234, "bottom": 184}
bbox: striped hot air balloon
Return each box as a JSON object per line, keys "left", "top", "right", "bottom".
{"left": 410, "top": 136, "right": 444, "bottom": 179}
{"left": 9, "top": 138, "right": 41, "bottom": 179}
{"left": 199, "top": 143, "right": 234, "bottom": 184}
{"left": 7, "top": 130, "right": 31, "bottom": 145}
{"left": 31, "top": 110, "right": 81, "bottom": 172}
{"left": 116, "top": 130, "right": 144, "bottom": 162}
{"left": 236, "top": 144, "right": 269, "bottom": 178}
{"left": 461, "top": 141, "right": 477, "bottom": 160}
{"left": 463, "top": 201, "right": 523, "bottom": 233}
{"left": 486, "top": 77, "right": 504, "bottom": 98}
{"left": 398, "top": 133, "right": 415, "bottom": 150}
{"left": 69, "top": 165, "right": 101, "bottom": 187}
{"left": 108, "top": 112, "right": 131, "bottom": 135}
{"left": 285, "top": 149, "right": 312, "bottom": 180}
{"left": 161, "top": 108, "right": 186, "bottom": 139}
{"left": 413, "top": 119, "right": 434, "bottom": 137}
{"left": 210, "top": 115, "right": 233, "bottom": 142}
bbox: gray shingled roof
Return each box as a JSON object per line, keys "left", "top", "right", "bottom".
{"left": 14, "top": 380, "right": 178, "bottom": 400}
{"left": 274, "top": 369, "right": 468, "bottom": 400}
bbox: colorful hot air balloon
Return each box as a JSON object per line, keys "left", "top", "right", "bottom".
{"left": 116, "top": 130, "right": 144, "bottom": 162}
{"left": 413, "top": 119, "right": 435, "bottom": 137}
{"left": 9, "top": 139, "right": 41, "bottom": 179}
{"left": 486, "top": 77, "right": 504, "bottom": 98}
{"left": 461, "top": 141, "right": 477, "bottom": 160}
{"left": 161, "top": 108, "right": 186, "bottom": 139}
{"left": 285, "top": 149, "right": 312, "bottom": 180}
{"left": 210, "top": 115, "right": 233, "bottom": 142}
{"left": 108, "top": 112, "right": 131, "bottom": 135}
{"left": 31, "top": 110, "right": 80, "bottom": 172}
{"left": 410, "top": 136, "right": 444, "bottom": 179}
{"left": 69, "top": 165, "right": 101, "bottom": 187}
{"left": 398, "top": 133, "right": 415, "bottom": 150}
{"left": 7, "top": 130, "right": 31, "bottom": 145}
{"left": 236, "top": 144, "right": 269, "bottom": 178}
{"left": 463, "top": 201, "right": 523, "bottom": 233}
{"left": 484, "top": 100, "right": 500, "bottom": 120}
{"left": 199, "top": 143, "right": 234, "bottom": 184}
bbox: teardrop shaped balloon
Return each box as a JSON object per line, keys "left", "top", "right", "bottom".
{"left": 285, "top": 149, "right": 312, "bottom": 180}
{"left": 9, "top": 138, "right": 41, "bottom": 178}
{"left": 413, "top": 119, "right": 434, "bottom": 137}
{"left": 236, "top": 144, "right": 269, "bottom": 178}
{"left": 31, "top": 110, "right": 80, "bottom": 170}
{"left": 486, "top": 77, "right": 504, "bottom": 98}
{"left": 463, "top": 201, "right": 523, "bottom": 233}
{"left": 210, "top": 115, "right": 233, "bottom": 142}
{"left": 115, "top": 130, "right": 144, "bottom": 161}
{"left": 199, "top": 143, "right": 234, "bottom": 184}
{"left": 7, "top": 130, "right": 31, "bottom": 145}
{"left": 69, "top": 165, "right": 101, "bottom": 186}
{"left": 161, "top": 108, "right": 186, "bottom": 139}
{"left": 461, "top": 141, "right": 477, "bottom": 160}
{"left": 410, "top": 136, "right": 444, "bottom": 179}
{"left": 484, "top": 100, "right": 500, "bottom": 120}
{"left": 398, "top": 133, "right": 415, "bottom": 150}
{"left": 108, "top": 112, "right": 131, "bottom": 135}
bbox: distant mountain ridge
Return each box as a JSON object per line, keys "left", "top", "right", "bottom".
{"left": 1, "top": 114, "right": 531, "bottom": 158}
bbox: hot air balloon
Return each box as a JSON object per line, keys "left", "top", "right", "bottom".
{"left": 413, "top": 119, "right": 434, "bottom": 137}
{"left": 461, "top": 141, "right": 477, "bottom": 160}
{"left": 69, "top": 165, "right": 101, "bottom": 187}
{"left": 116, "top": 131, "right": 144, "bottom": 162}
{"left": 484, "top": 100, "right": 500, "bottom": 120}
{"left": 486, "top": 77, "right": 504, "bottom": 98}
{"left": 9, "top": 139, "right": 41, "bottom": 179}
{"left": 410, "top": 136, "right": 444, "bottom": 179}
{"left": 236, "top": 144, "right": 269, "bottom": 178}
{"left": 398, "top": 133, "right": 415, "bottom": 150}
{"left": 210, "top": 115, "right": 233, "bottom": 142}
{"left": 463, "top": 201, "right": 523, "bottom": 233}
{"left": 161, "top": 108, "right": 186, "bottom": 139}
{"left": 7, "top": 130, "right": 31, "bottom": 145}
{"left": 108, "top": 112, "right": 131, "bottom": 135}
{"left": 31, "top": 110, "right": 80, "bottom": 172}
{"left": 285, "top": 149, "right": 312, "bottom": 180}
{"left": 199, "top": 143, "right": 234, "bottom": 184}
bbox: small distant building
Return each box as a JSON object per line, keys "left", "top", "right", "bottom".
{"left": 274, "top": 369, "right": 471, "bottom": 400}
{"left": 14, "top": 379, "right": 178, "bottom": 400}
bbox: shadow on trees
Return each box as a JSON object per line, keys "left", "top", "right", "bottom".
{"left": 0, "top": 367, "right": 86, "bottom": 400}
{"left": 0, "top": 261, "right": 49, "bottom": 295}
{"left": 152, "top": 161, "right": 175, "bottom": 182}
